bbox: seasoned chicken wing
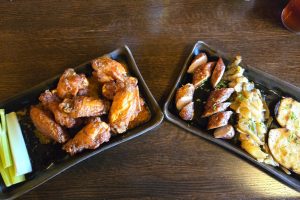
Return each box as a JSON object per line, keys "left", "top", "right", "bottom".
{"left": 30, "top": 105, "right": 69, "bottom": 143}
{"left": 57, "top": 68, "right": 89, "bottom": 99}
{"left": 128, "top": 103, "right": 151, "bottom": 129}
{"left": 86, "top": 76, "right": 101, "bottom": 98}
{"left": 102, "top": 81, "right": 117, "bottom": 100}
{"left": 39, "top": 90, "right": 77, "bottom": 128}
{"left": 59, "top": 96, "right": 110, "bottom": 118}
{"left": 109, "top": 77, "right": 141, "bottom": 134}
{"left": 92, "top": 57, "right": 127, "bottom": 83}
{"left": 63, "top": 118, "right": 110, "bottom": 155}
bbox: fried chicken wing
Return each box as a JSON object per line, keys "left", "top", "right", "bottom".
{"left": 109, "top": 77, "right": 141, "bottom": 134}
{"left": 86, "top": 76, "right": 101, "bottom": 98}
{"left": 92, "top": 57, "right": 127, "bottom": 83}
{"left": 39, "top": 90, "right": 76, "bottom": 128}
{"left": 30, "top": 105, "right": 69, "bottom": 143}
{"left": 57, "top": 68, "right": 89, "bottom": 99}
{"left": 102, "top": 81, "right": 117, "bottom": 100}
{"left": 59, "top": 96, "right": 110, "bottom": 118}
{"left": 128, "top": 103, "right": 151, "bottom": 129}
{"left": 63, "top": 118, "right": 110, "bottom": 155}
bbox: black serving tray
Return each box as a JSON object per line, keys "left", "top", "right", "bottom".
{"left": 0, "top": 45, "right": 164, "bottom": 199}
{"left": 164, "top": 41, "right": 300, "bottom": 192}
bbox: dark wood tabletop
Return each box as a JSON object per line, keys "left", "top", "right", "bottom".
{"left": 1, "top": 0, "right": 300, "bottom": 199}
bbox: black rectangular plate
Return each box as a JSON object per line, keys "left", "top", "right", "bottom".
{"left": 0, "top": 45, "right": 164, "bottom": 199}
{"left": 164, "top": 41, "right": 300, "bottom": 192}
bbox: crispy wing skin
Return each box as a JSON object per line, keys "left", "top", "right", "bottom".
{"left": 63, "top": 118, "right": 111, "bottom": 155}
{"left": 39, "top": 90, "right": 76, "bottom": 128}
{"left": 57, "top": 68, "right": 89, "bottom": 99}
{"left": 211, "top": 57, "right": 226, "bottom": 88}
{"left": 30, "top": 105, "right": 69, "bottom": 143}
{"left": 86, "top": 76, "right": 101, "bottom": 98}
{"left": 92, "top": 57, "right": 127, "bottom": 83}
{"left": 207, "top": 111, "right": 233, "bottom": 130}
{"left": 128, "top": 103, "right": 151, "bottom": 129}
{"left": 59, "top": 96, "right": 110, "bottom": 118}
{"left": 102, "top": 81, "right": 117, "bottom": 100}
{"left": 109, "top": 77, "right": 140, "bottom": 134}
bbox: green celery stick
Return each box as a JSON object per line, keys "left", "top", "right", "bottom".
{"left": 0, "top": 109, "right": 12, "bottom": 168}
{"left": 0, "top": 158, "right": 12, "bottom": 187}
{"left": 8, "top": 166, "right": 25, "bottom": 184}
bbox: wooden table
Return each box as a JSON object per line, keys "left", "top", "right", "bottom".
{"left": 1, "top": 0, "right": 300, "bottom": 199}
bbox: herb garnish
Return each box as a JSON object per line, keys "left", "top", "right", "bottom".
{"left": 290, "top": 112, "right": 297, "bottom": 121}
{"left": 237, "top": 93, "right": 245, "bottom": 101}
{"left": 288, "top": 131, "right": 297, "bottom": 143}
{"left": 216, "top": 80, "right": 228, "bottom": 89}
{"left": 213, "top": 104, "right": 217, "bottom": 111}
{"left": 248, "top": 120, "right": 256, "bottom": 133}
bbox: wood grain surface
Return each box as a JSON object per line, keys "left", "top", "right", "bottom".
{"left": 0, "top": 0, "right": 300, "bottom": 199}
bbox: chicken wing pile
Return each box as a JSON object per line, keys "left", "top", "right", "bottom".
{"left": 30, "top": 57, "right": 151, "bottom": 155}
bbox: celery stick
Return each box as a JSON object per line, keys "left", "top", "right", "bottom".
{"left": 0, "top": 109, "right": 12, "bottom": 168}
{"left": 6, "top": 112, "right": 32, "bottom": 176}
{"left": 8, "top": 167, "right": 25, "bottom": 184}
{"left": 0, "top": 158, "right": 25, "bottom": 187}
{"left": 0, "top": 159, "right": 12, "bottom": 187}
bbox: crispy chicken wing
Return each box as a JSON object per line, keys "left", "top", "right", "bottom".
{"left": 128, "top": 103, "right": 151, "bottom": 129}
{"left": 102, "top": 81, "right": 117, "bottom": 100}
{"left": 92, "top": 57, "right": 127, "bottom": 83}
{"left": 57, "top": 68, "right": 89, "bottom": 99}
{"left": 39, "top": 90, "right": 77, "bottom": 128}
{"left": 30, "top": 105, "right": 69, "bottom": 143}
{"left": 59, "top": 96, "right": 110, "bottom": 118}
{"left": 109, "top": 77, "right": 141, "bottom": 134}
{"left": 63, "top": 118, "right": 110, "bottom": 155}
{"left": 86, "top": 76, "right": 101, "bottom": 98}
